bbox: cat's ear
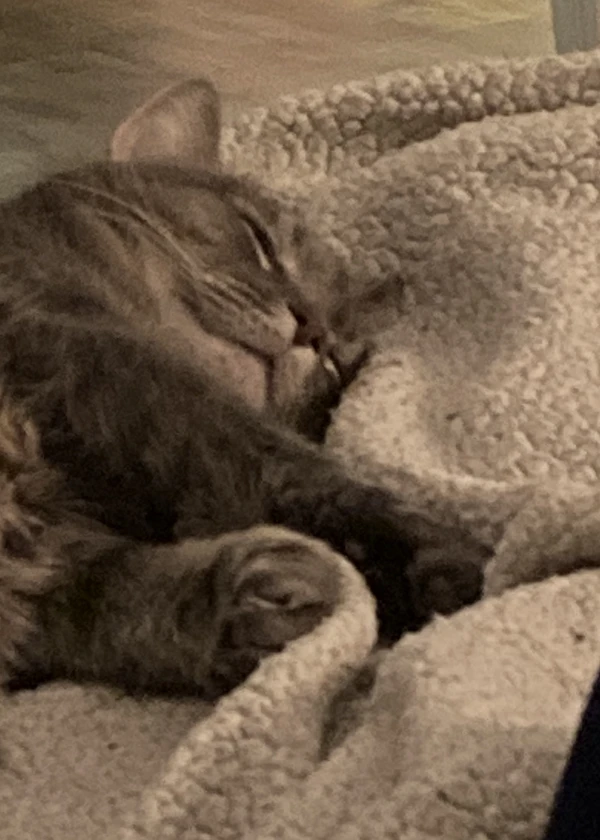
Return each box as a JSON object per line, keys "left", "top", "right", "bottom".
{"left": 110, "top": 78, "right": 221, "bottom": 169}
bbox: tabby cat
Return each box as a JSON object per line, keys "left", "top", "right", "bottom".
{"left": 0, "top": 79, "right": 488, "bottom": 697}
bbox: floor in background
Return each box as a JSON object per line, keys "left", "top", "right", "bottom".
{"left": 0, "top": 0, "right": 554, "bottom": 195}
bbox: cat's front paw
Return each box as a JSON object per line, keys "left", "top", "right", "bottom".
{"left": 407, "top": 540, "right": 485, "bottom": 621}
{"left": 296, "top": 486, "right": 492, "bottom": 640}
{"left": 210, "top": 526, "right": 341, "bottom": 692}
{"left": 353, "top": 508, "right": 491, "bottom": 639}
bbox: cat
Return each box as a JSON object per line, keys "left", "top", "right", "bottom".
{"left": 0, "top": 78, "right": 489, "bottom": 697}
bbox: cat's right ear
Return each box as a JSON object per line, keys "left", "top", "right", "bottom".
{"left": 110, "top": 78, "right": 222, "bottom": 170}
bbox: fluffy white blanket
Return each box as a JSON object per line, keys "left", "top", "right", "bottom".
{"left": 3, "top": 50, "right": 600, "bottom": 840}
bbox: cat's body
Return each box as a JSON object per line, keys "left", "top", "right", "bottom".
{"left": 0, "top": 79, "right": 488, "bottom": 696}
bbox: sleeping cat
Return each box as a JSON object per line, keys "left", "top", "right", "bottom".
{"left": 0, "top": 78, "right": 489, "bottom": 697}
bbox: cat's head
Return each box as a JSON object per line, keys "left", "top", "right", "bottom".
{"left": 1, "top": 79, "right": 363, "bottom": 440}
{"left": 108, "top": 78, "right": 360, "bottom": 439}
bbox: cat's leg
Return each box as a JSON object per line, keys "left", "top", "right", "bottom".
{"left": 257, "top": 459, "right": 491, "bottom": 639}
{"left": 0, "top": 399, "right": 340, "bottom": 696}
{"left": 176, "top": 412, "right": 491, "bottom": 639}
{"left": 15, "top": 523, "right": 341, "bottom": 696}
{"left": 14, "top": 325, "right": 488, "bottom": 642}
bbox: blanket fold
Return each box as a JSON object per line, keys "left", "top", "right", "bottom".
{"left": 3, "top": 49, "right": 600, "bottom": 840}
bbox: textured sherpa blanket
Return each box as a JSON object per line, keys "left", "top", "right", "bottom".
{"left": 4, "top": 50, "right": 600, "bottom": 840}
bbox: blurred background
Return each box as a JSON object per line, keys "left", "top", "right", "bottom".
{"left": 0, "top": 0, "right": 578, "bottom": 196}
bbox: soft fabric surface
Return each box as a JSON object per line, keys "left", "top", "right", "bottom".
{"left": 4, "top": 50, "right": 600, "bottom": 839}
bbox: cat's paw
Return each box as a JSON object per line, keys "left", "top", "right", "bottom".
{"left": 210, "top": 527, "right": 340, "bottom": 691}
{"left": 407, "top": 541, "right": 485, "bottom": 621}
{"left": 356, "top": 510, "right": 491, "bottom": 639}
{"left": 296, "top": 485, "right": 492, "bottom": 640}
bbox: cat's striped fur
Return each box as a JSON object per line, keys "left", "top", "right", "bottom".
{"left": 0, "top": 79, "right": 488, "bottom": 696}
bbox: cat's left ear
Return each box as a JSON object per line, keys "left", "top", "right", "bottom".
{"left": 110, "top": 78, "right": 221, "bottom": 169}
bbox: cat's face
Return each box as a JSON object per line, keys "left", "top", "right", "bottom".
{"left": 104, "top": 78, "right": 360, "bottom": 438}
